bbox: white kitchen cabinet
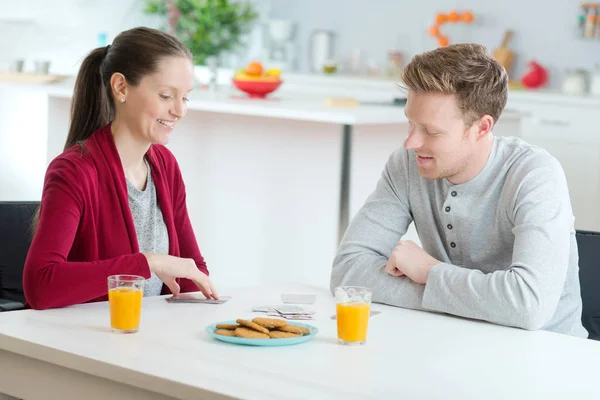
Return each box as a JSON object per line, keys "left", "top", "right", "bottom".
{"left": 509, "top": 94, "right": 600, "bottom": 231}
{"left": 535, "top": 140, "right": 600, "bottom": 231}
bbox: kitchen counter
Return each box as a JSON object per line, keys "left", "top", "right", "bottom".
{"left": 4, "top": 77, "right": 410, "bottom": 125}
{"left": 4, "top": 66, "right": 600, "bottom": 110}
{"left": 1, "top": 76, "right": 528, "bottom": 126}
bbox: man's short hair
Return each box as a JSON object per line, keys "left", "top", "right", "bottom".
{"left": 399, "top": 43, "right": 508, "bottom": 125}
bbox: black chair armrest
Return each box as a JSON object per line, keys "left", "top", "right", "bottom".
{"left": 0, "top": 298, "right": 25, "bottom": 311}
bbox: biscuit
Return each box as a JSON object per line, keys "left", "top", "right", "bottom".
{"left": 215, "top": 329, "right": 236, "bottom": 336}
{"left": 252, "top": 317, "right": 288, "bottom": 329}
{"left": 215, "top": 323, "right": 239, "bottom": 330}
{"left": 236, "top": 319, "right": 269, "bottom": 334}
{"left": 235, "top": 327, "right": 270, "bottom": 339}
{"left": 268, "top": 330, "right": 300, "bottom": 339}
{"left": 277, "top": 324, "right": 310, "bottom": 335}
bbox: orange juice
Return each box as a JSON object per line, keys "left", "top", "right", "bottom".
{"left": 336, "top": 302, "right": 370, "bottom": 343}
{"left": 108, "top": 287, "right": 143, "bottom": 331}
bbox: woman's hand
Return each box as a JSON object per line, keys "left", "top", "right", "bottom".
{"left": 144, "top": 254, "right": 219, "bottom": 299}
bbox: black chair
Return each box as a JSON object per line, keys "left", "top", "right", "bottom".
{"left": 0, "top": 201, "right": 39, "bottom": 311}
{"left": 576, "top": 229, "right": 600, "bottom": 340}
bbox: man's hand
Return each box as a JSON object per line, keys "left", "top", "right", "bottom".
{"left": 384, "top": 240, "right": 441, "bottom": 284}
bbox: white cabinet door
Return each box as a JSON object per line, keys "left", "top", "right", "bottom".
{"left": 523, "top": 136, "right": 600, "bottom": 232}
{"left": 510, "top": 98, "right": 600, "bottom": 232}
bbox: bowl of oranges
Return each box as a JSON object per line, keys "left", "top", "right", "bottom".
{"left": 232, "top": 61, "right": 282, "bottom": 99}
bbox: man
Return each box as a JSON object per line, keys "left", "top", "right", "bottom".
{"left": 331, "top": 43, "right": 587, "bottom": 338}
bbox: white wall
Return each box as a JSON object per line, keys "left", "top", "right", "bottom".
{"left": 270, "top": 0, "right": 599, "bottom": 89}
{"left": 0, "top": 0, "right": 152, "bottom": 74}
{"left": 3, "top": 0, "right": 599, "bottom": 89}
{"left": 0, "top": 87, "right": 47, "bottom": 201}
{"left": 0, "top": 0, "right": 271, "bottom": 75}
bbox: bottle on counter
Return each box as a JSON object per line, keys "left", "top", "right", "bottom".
{"left": 577, "top": 5, "right": 587, "bottom": 37}
{"left": 386, "top": 50, "right": 404, "bottom": 79}
{"left": 584, "top": 5, "right": 596, "bottom": 38}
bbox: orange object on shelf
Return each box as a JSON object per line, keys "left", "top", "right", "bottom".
{"left": 437, "top": 35, "right": 449, "bottom": 47}
{"left": 430, "top": 10, "right": 475, "bottom": 47}
{"left": 461, "top": 11, "right": 474, "bottom": 23}
{"left": 428, "top": 25, "right": 440, "bottom": 37}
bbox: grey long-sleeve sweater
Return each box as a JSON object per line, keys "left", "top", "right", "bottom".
{"left": 331, "top": 136, "right": 588, "bottom": 338}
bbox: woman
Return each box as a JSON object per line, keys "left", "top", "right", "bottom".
{"left": 23, "top": 27, "right": 218, "bottom": 310}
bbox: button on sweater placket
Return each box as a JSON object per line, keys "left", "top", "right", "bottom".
{"left": 444, "top": 189, "right": 460, "bottom": 260}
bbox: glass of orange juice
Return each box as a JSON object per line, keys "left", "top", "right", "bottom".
{"left": 108, "top": 275, "right": 145, "bottom": 333}
{"left": 335, "top": 286, "right": 372, "bottom": 345}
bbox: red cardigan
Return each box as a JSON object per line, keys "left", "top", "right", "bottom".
{"left": 23, "top": 124, "right": 208, "bottom": 309}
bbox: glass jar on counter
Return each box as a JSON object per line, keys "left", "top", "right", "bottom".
{"left": 562, "top": 69, "right": 588, "bottom": 96}
{"left": 386, "top": 51, "right": 404, "bottom": 79}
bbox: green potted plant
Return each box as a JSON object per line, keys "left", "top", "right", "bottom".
{"left": 144, "top": 0, "right": 259, "bottom": 68}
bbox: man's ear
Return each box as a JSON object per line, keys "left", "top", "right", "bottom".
{"left": 475, "top": 115, "right": 494, "bottom": 140}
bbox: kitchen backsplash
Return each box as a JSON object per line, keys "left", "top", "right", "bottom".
{"left": 0, "top": 0, "right": 598, "bottom": 90}
{"left": 269, "top": 0, "right": 600, "bottom": 89}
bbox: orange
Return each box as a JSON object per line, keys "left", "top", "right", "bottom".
{"left": 435, "top": 13, "right": 447, "bottom": 24}
{"left": 448, "top": 11, "right": 459, "bottom": 22}
{"left": 461, "top": 11, "right": 474, "bottom": 23}
{"left": 428, "top": 25, "right": 440, "bottom": 37}
{"left": 437, "top": 35, "right": 449, "bottom": 47}
{"left": 245, "top": 61, "right": 263, "bottom": 76}
{"left": 261, "top": 75, "right": 280, "bottom": 82}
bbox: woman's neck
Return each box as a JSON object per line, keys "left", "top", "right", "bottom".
{"left": 110, "top": 119, "right": 150, "bottom": 188}
{"left": 110, "top": 119, "right": 150, "bottom": 171}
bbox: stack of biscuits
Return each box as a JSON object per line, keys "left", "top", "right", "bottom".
{"left": 215, "top": 317, "right": 310, "bottom": 339}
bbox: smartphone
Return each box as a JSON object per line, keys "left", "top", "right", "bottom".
{"left": 166, "top": 294, "right": 231, "bottom": 304}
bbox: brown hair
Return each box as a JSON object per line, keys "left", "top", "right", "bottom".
{"left": 33, "top": 27, "right": 191, "bottom": 234}
{"left": 399, "top": 43, "right": 508, "bottom": 125}
{"left": 64, "top": 26, "right": 192, "bottom": 150}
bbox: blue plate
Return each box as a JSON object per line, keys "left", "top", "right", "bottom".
{"left": 205, "top": 320, "right": 318, "bottom": 346}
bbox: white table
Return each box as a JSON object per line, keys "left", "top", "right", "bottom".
{"left": 1, "top": 284, "right": 599, "bottom": 400}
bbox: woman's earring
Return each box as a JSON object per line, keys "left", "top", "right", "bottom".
{"left": 120, "top": 98, "right": 125, "bottom": 103}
